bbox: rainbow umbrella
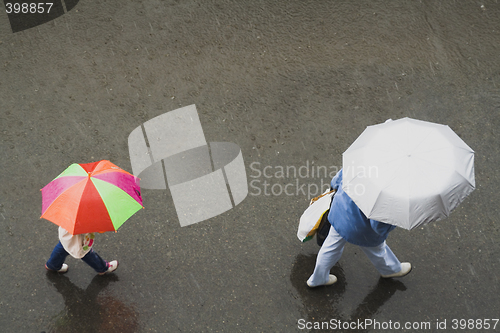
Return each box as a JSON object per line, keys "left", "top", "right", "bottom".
{"left": 41, "top": 160, "right": 143, "bottom": 235}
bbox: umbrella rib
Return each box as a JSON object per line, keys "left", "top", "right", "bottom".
{"left": 447, "top": 169, "right": 476, "bottom": 191}
{"left": 403, "top": 121, "right": 443, "bottom": 156}
{"left": 411, "top": 154, "right": 472, "bottom": 182}
{"left": 411, "top": 146, "right": 473, "bottom": 158}
{"left": 345, "top": 145, "right": 398, "bottom": 156}
{"left": 455, "top": 169, "right": 475, "bottom": 189}
{"left": 366, "top": 187, "right": 384, "bottom": 217}
{"left": 411, "top": 146, "right": 449, "bottom": 155}
{"left": 437, "top": 192, "right": 451, "bottom": 217}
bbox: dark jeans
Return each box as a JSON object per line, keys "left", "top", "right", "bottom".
{"left": 46, "top": 241, "right": 108, "bottom": 273}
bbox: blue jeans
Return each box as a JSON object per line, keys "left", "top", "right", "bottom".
{"left": 46, "top": 241, "right": 109, "bottom": 273}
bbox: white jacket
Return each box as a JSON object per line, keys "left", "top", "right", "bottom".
{"left": 58, "top": 227, "right": 95, "bottom": 259}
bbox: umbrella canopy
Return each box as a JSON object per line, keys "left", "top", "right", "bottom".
{"left": 41, "top": 160, "right": 143, "bottom": 235}
{"left": 342, "top": 118, "right": 475, "bottom": 230}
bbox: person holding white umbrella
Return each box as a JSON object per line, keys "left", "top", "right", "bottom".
{"left": 307, "top": 118, "right": 475, "bottom": 287}
{"left": 307, "top": 169, "right": 411, "bottom": 287}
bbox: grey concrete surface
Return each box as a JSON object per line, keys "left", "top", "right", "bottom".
{"left": 1, "top": 1, "right": 499, "bottom": 332}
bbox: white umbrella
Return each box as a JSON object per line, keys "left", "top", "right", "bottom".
{"left": 342, "top": 117, "right": 475, "bottom": 230}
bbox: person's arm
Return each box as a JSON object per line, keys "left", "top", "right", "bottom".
{"left": 330, "top": 169, "right": 343, "bottom": 190}
{"left": 370, "top": 220, "right": 396, "bottom": 236}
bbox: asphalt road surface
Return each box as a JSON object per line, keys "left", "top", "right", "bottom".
{"left": 1, "top": 1, "right": 499, "bottom": 332}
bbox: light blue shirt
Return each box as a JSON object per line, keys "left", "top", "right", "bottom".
{"left": 328, "top": 169, "right": 396, "bottom": 247}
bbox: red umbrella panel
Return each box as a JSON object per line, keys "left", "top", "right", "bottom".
{"left": 41, "top": 160, "right": 143, "bottom": 235}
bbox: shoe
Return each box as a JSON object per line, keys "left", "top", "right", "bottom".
{"left": 45, "top": 263, "right": 68, "bottom": 273}
{"left": 381, "top": 262, "right": 412, "bottom": 278}
{"left": 307, "top": 274, "right": 337, "bottom": 287}
{"left": 99, "top": 260, "right": 118, "bottom": 275}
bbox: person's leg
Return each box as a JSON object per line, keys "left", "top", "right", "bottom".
{"left": 81, "top": 249, "right": 109, "bottom": 273}
{"left": 360, "top": 241, "right": 402, "bottom": 276}
{"left": 307, "top": 225, "right": 347, "bottom": 287}
{"left": 46, "top": 241, "right": 70, "bottom": 271}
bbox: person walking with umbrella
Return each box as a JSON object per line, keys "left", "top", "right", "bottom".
{"left": 307, "top": 169, "right": 411, "bottom": 287}
{"left": 307, "top": 118, "right": 475, "bottom": 287}
{"left": 41, "top": 160, "right": 144, "bottom": 274}
{"left": 45, "top": 227, "right": 118, "bottom": 274}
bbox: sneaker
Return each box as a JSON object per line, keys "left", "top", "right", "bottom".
{"left": 307, "top": 274, "right": 337, "bottom": 287}
{"left": 45, "top": 263, "right": 68, "bottom": 273}
{"left": 381, "top": 262, "right": 412, "bottom": 278}
{"left": 99, "top": 260, "right": 119, "bottom": 275}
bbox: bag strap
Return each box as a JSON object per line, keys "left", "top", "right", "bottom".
{"left": 309, "top": 189, "right": 336, "bottom": 205}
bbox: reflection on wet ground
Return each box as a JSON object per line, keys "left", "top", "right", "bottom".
{"left": 291, "top": 254, "right": 406, "bottom": 333}
{"left": 44, "top": 273, "right": 138, "bottom": 333}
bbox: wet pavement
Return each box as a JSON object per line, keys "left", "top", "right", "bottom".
{"left": 1, "top": 0, "right": 499, "bottom": 332}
